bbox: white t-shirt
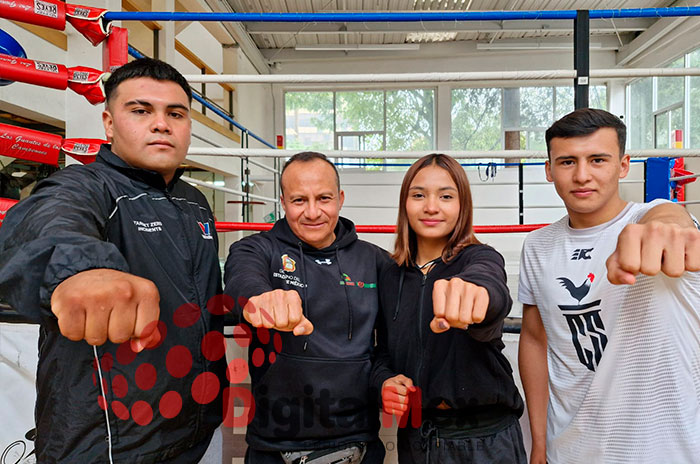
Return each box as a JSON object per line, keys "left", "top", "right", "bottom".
{"left": 519, "top": 200, "right": 700, "bottom": 464}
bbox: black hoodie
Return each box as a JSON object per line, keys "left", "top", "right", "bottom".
{"left": 224, "top": 217, "right": 390, "bottom": 451}
{"left": 370, "top": 244, "right": 524, "bottom": 422}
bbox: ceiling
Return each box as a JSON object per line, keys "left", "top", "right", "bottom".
{"left": 221, "top": 0, "right": 674, "bottom": 65}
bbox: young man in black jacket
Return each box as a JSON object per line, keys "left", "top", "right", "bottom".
{"left": 0, "top": 58, "right": 226, "bottom": 463}
{"left": 224, "top": 152, "right": 389, "bottom": 463}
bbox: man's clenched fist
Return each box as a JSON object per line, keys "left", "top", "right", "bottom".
{"left": 607, "top": 221, "right": 700, "bottom": 285}
{"left": 51, "top": 268, "right": 161, "bottom": 351}
{"left": 243, "top": 289, "right": 314, "bottom": 336}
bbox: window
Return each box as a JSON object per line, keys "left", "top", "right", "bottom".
{"left": 625, "top": 50, "right": 700, "bottom": 149}
{"left": 285, "top": 92, "right": 333, "bottom": 151}
{"left": 336, "top": 91, "right": 384, "bottom": 151}
{"left": 386, "top": 89, "right": 434, "bottom": 151}
{"left": 284, "top": 89, "right": 435, "bottom": 170}
{"left": 628, "top": 78, "right": 653, "bottom": 150}
{"left": 451, "top": 88, "right": 502, "bottom": 151}
{"left": 452, "top": 85, "right": 607, "bottom": 151}
{"left": 657, "top": 57, "right": 684, "bottom": 111}
{"left": 689, "top": 49, "right": 700, "bottom": 148}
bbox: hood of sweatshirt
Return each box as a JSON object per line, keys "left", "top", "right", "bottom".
{"left": 269, "top": 215, "right": 358, "bottom": 253}
{"left": 268, "top": 216, "right": 358, "bottom": 343}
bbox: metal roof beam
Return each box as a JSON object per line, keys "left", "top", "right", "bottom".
{"left": 261, "top": 35, "right": 625, "bottom": 63}
{"left": 244, "top": 18, "right": 653, "bottom": 34}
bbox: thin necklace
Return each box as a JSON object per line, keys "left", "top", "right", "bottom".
{"left": 417, "top": 257, "right": 440, "bottom": 270}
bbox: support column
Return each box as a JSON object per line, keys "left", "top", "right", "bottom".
{"left": 436, "top": 84, "right": 452, "bottom": 151}
{"left": 608, "top": 80, "right": 626, "bottom": 119}
{"left": 224, "top": 175, "right": 242, "bottom": 251}
{"left": 574, "top": 10, "right": 590, "bottom": 109}
{"left": 152, "top": 0, "right": 176, "bottom": 64}
{"left": 222, "top": 44, "right": 239, "bottom": 117}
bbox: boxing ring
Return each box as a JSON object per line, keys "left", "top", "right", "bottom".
{"left": 0, "top": 0, "right": 698, "bottom": 342}
{"left": 2, "top": 4, "right": 700, "bottom": 462}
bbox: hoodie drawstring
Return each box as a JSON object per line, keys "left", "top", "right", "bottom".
{"left": 335, "top": 247, "right": 353, "bottom": 340}
{"left": 393, "top": 268, "right": 405, "bottom": 321}
{"left": 298, "top": 242, "right": 310, "bottom": 351}
{"left": 419, "top": 420, "right": 439, "bottom": 464}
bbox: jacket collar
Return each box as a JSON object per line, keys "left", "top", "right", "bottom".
{"left": 96, "top": 144, "right": 184, "bottom": 191}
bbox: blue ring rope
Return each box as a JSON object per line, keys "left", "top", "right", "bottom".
{"left": 105, "top": 7, "right": 700, "bottom": 22}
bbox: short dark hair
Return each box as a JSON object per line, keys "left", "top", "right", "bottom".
{"left": 280, "top": 152, "right": 340, "bottom": 195}
{"left": 104, "top": 58, "right": 192, "bottom": 105}
{"left": 546, "top": 108, "right": 626, "bottom": 159}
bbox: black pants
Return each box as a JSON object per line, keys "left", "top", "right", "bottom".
{"left": 245, "top": 439, "right": 386, "bottom": 463}
{"left": 396, "top": 416, "right": 527, "bottom": 464}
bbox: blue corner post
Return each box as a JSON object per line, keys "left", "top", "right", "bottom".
{"left": 645, "top": 157, "right": 673, "bottom": 202}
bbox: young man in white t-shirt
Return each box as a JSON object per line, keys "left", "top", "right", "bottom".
{"left": 518, "top": 108, "right": 700, "bottom": 464}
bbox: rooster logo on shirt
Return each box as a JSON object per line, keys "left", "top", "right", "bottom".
{"left": 557, "top": 273, "right": 594, "bottom": 304}
{"left": 556, "top": 272, "right": 607, "bottom": 372}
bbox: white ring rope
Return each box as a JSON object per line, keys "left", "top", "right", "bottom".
{"left": 181, "top": 175, "right": 278, "bottom": 203}
{"left": 187, "top": 149, "right": 700, "bottom": 159}
{"left": 183, "top": 67, "right": 700, "bottom": 84}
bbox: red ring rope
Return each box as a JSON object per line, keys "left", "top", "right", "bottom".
{"left": 214, "top": 222, "right": 548, "bottom": 233}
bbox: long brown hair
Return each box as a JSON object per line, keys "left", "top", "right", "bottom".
{"left": 392, "top": 154, "right": 480, "bottom": 266}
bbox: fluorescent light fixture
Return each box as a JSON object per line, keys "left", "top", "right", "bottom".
{"left": 477, "top": 41, "right": 603, "bottom": 50}
{"left": 294, "top": 43, "right": 420, "bottom": 51}
{"left": 406, "top": 32, "right": 458, "bottom": 43}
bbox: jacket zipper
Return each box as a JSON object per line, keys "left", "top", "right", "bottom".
{"left": 416, "top": 272, "right": 427, "bottom": 391}
{"left": 168, "top": 192, "right": 204, "bottom": 443}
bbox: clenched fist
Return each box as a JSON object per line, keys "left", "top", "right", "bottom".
{"left": 51, "top": 268, "right": 161, "bottom": 351}
{"left": 606, "top": 220, "right": 700, "bottom": 285}
{"left": 243, "top": 289, "right": 314, "bottom": 336}
{"left": 430, "top": 278, "right": 489, "bottom": 333}
{"left": 381, "top": 374, "right": 415, "bottom": 416}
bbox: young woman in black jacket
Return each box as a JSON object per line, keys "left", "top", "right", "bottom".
{"left": 371, "top": 154, "right": 526, "bottom": 463}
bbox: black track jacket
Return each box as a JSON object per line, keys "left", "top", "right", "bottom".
{"left": 0, "top": 146, "right": 226, "bottom": 463}
{"left": 224, "top": 217, "right": 389, "bottom": 452}
{"left": 370, "top": 245, "right": 524, "bottom": 421}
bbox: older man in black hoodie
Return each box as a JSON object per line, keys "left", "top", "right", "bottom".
{"left": 224, "top": 152, "right": 389, "bottom": 463}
